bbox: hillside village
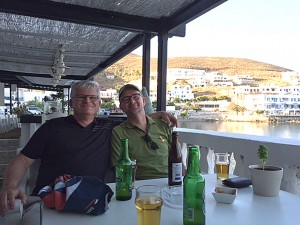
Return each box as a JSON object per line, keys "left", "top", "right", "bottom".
{"left": 2, "top": 55, "right": 300, "bottom": 117}
{"left": 95, "top": 55, "right": 300, "bottom": 116}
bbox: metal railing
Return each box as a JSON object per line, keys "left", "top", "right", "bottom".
{"left": 177, "top": 128, "right": 300, "bottom": 195}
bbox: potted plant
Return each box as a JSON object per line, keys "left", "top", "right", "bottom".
{"left": 249, "top": 145, "right": 283, "bottom": 197}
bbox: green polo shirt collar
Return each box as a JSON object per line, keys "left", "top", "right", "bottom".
{"left": 123, "top": 115, "right": 155, "bottom": 130}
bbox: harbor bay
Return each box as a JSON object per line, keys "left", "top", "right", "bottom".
{"left": 178, "top": 120, "right": 300, "bottom": 141}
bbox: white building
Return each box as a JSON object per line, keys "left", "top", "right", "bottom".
{"left": 277, "top": 86, "right": 300, "bottom": 94}
{"left": 4, "top": 88, "right": 53, "bottom": 104}
{"left": 233, "top": 84, "right": 300, "bottom": 114}
{"left": 100, "top": 88, "right": 117, "bottom": 100}
{"left": 170, "top": 84, "right": 194, "bottom": 101}
{"left": 185, "top": 78, "right": 206, "bottom": 87}
{"left": 196, "top": 100, "right": 229, "bottom": 112}
{"left": 149, "top": 91, "right": 157, "bottom": 103}
{"left": 106, "top": 74, "right": 115, "bottom": 79}
{"left": 232, "top": 75, "right": 255, "bottom": 85}
{"left": 205, "top": 72, "right": 232, "bottom": 86}
{"left": 282, "top": 71, "right": 300, "bottom": 85}
{"left": 167, "top": 68, "right": 206, "bottom": 83}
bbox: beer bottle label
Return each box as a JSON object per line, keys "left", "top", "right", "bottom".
{"left": 172, "top": 163, "right": 183, "bottom": 182}
{"left": 116, "top": 165, "right": 132, "bottom": 192}
{"left": 187, "top": 208, "right": 195, "bottom": 221}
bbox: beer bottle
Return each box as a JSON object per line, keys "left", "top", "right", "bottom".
{"left": 116, "top": 138, "right": 132, "bottom": 201}
{"left": 183, "top": 146, "right": 205, "bottom": 225}
{"left": 168, "top": 131, "right": 183, "bottom": 186}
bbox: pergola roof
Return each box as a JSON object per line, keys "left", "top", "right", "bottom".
{"left": 0, "top": 0, "right": 226, "bottom": 91}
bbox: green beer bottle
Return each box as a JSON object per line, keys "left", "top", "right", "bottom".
{"left": 183, "top": 146, "right": 205, "bottom": 225}
{"left": 116, "top": 138, "right": 132, "bottom": 201}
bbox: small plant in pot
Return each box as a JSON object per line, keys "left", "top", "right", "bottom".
{"left": 249, "top": 145, "right": 283, "bottom": 197}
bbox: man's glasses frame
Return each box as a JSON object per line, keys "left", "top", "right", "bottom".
{"left": 75, "top": 95, "right": 99, "bottom": 102}
{"left": 121, "top": 93, "right": 142, "bottom": 103}
{"left": 143, "top": 134, "right": 159, "bottom": 150}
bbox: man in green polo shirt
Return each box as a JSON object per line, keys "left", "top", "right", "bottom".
{"left": 111, "top": 84, "right": 172, "bottom": 179}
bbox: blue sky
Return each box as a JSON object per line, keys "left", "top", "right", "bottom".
{"left": 133, "top": 0, "right": 300, "bottom": 72}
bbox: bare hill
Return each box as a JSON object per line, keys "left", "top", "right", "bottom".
{"left": 96, "top": 54, "right": 292, "bottom": 88}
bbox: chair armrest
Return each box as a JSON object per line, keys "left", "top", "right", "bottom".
{"left": 3, "top": 199, "right": 23, "bottom": 225}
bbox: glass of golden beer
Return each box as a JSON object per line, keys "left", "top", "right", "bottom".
{"left": 132, "top": 159, "right": 137, "bottom": 188}
{"left": 135, "top": 185, "right": 163, "bottom": 225}
{"left": 215, "top": 153, "right": 230, "bottom": 180}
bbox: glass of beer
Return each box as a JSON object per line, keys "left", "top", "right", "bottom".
{"left": 135, "top": 185, "right": 163, "bottom": 225}
{"left": 215, "top": 153, "right": 230, "bottom": 180}
{"left": 132, "top": 159, "right": 137, "bottom": 188}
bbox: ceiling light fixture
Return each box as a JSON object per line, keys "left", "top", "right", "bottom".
{"left": 51, "top": 44, "right": 70, "bottom": 87}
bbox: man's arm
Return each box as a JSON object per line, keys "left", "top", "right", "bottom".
{"left": 148, "top": 111, "right": 178, "bottom": 128}
{"left": 0, "top": 154, "right": 34, "bottom": 216}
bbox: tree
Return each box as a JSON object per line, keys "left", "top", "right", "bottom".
{"left": 27, "top": 97, "right": 44, "bottom": 110}
{"left": 256, "top": 110, "right": 264, "bottom": 115}
{"left": 196, "top": 96, "right": 209, "bottom": 101}
{"left": 151, "top": 100, "right": 157, "bottom": 110}
{"left": 180, "top": 110, "right": 188, "bottom": 119}
{"left": 173, "top": 97, "right": 182, "bottom": 103}
{"left": 167, "top": 101, "right": 175, "bottom": 106}
{"left": 210, "top": 96, "right": 218, "bottom": 101}
{"left": 240, "top": 106, "right": 246, "bottom": 115}
{"left": 101, "top": 101, "right": 114, "bottom": 109}
{"left": 192, "top": 105, "right": 202, "bottom": 112}
{"left": 218, "top": 95, "right": 231, "bottom": 101}
{"left": 186, "top": 102, "right": 192, "bottom": 107}
{"left": 228, "top": 103, "right": 244, "bottom": 115}
{"left": 43, "top": 91, "right": 68, "bottom": 113}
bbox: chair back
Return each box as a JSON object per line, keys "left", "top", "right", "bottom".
{"left": 17, "top": 148, "right": 40, "bottom": 195}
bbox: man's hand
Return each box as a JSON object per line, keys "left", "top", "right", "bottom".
{"left": 157, "top": 111, "right": 178, "bottom": 128}
{"left": 0, "top": 187, "right": 27, "bottom": 216}
{"left": 0, "top": 154, "right": 34, "bottom": 216}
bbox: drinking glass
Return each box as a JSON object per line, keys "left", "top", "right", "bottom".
{"left": 132, "top": 159, "right": 137, "bottom": 188}
{"left": 135, "top": 185, "right": 163, "bottom": 225}
{"left": 215, "top": 153, "right": 230, "bottom": 180}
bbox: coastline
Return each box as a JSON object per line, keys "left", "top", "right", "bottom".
{"left": 176, "top": 112, "right": 300, "bottom": 123}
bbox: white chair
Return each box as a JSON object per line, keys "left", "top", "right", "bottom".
{"left": 2, "top": 199, "right": 23, "bottom": 225}
{"left": 5, "top": 148, "right": 42, "bottom": 225}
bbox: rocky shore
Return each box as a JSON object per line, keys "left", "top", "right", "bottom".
{"left": 177, "top": 112, "right": 300, "bottom": 123}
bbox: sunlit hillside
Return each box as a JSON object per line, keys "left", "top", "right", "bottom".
{"left": 95, "top": 54, "right": 292, "bottom": 91}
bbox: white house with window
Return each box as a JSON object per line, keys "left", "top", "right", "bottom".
{"left": 205, "top": 72, "right": 232, "bottom": 86}
{"left": 233, "top": 84, "right": 300, "bottom": 114}
{"left": 169, "top": 84, "right": 194, "bottom": 101}
{"left": 100, "top": 88, "right": 117, "bottom": 100}
{"left": 232, "top": 75, "right": 255, "bottom": 85}
{"left": 167, "top": 68, "right": 206, "bottom": 82}
{"left": 282, "top": 71, "right": 300, "bottom": 85}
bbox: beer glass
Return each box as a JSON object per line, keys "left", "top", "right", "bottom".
{"left": 215, "top": 153, "right": 230, "bottom": 180}
{"left": 135, "top": 185, "right": 163, "bottom": 225}
{"left": 132, "top": 159, "right": 137, "bottom": 188}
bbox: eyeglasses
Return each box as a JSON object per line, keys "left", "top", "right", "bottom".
{"left": 121, "top": 93, "right": 142, "bottom": 103}
{"left": 75, "top": 95, "right": 99, "bottom": 102}
{"left": 143, "top": 134, "right": 159, "bottom": 150}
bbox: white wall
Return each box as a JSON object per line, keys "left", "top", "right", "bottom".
{"left": 0, "top": 83, "right": 4, "bottom": 105}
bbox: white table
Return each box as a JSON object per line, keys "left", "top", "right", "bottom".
{"left": 42, "top": 174, "right": 300, "bottom": 225}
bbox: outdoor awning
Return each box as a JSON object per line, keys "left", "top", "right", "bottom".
{"left": 0, "top": 0, "right": 227, "bottom": 92}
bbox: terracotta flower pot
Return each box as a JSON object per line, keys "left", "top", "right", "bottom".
{"left": 249, "top": 165, "right": 283, "bottom": 197}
